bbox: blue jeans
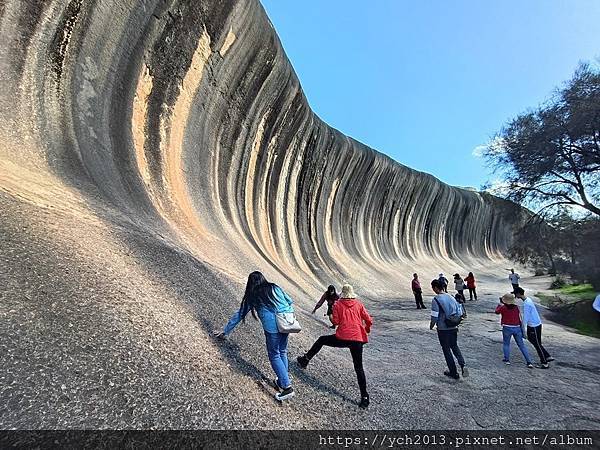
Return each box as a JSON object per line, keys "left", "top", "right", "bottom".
{"left": 502, "top": 326, "right": 532, "bottom": 364}
{"left": 264, "top": 331, "right": 290, "bottom": 388}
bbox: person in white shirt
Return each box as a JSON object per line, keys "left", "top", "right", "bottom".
{"left": 514, "top": 287, "right": 553, "bottom": 368}
{"left": 509, "top": 268, "right": 520, "bottom": 292}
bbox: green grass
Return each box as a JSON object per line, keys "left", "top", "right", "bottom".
{"left": 557, "top": 283, "right": 596, "bottom": 300}
{"left": 571, "top": 320, "right": 600, "bottom": 339}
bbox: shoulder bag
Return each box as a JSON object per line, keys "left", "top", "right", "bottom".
{"left": 276, "top": 312, "right": 302, "bottom": 333}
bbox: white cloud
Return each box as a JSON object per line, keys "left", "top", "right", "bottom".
{"left": 472, "top": 145, "right": 487, "bottom": 158}
{"left": 472, "top": 137, "right": 507, "bottom": 159}
{"left": 484, "top": 178, "right": 511, "bottom": 196}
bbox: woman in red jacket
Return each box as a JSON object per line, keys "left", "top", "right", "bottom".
{"left": 297, "top": 284, "right": 373, "bottom": 409}
{"left": 495, "top": 293, "right": 533, "bottom": 368}
{"left": 464, "top": 272, "right": 477, "bottom": 301}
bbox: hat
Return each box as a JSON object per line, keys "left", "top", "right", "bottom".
{"left": 500, "top": 293, "right": 516, "bottom": 305}
{"left": 340, "top": 284, "right": 356, "bottom": 299}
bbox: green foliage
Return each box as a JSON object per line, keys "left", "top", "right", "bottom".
{"left": 485, "top": 62, "right": 600, "bottom": 217}
{"left": 509, "top": 213, "right": 600, "bottom": 289}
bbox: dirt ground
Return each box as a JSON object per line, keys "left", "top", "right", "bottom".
{"left": 1, "top": 169, "right": 599, "bottom": 430}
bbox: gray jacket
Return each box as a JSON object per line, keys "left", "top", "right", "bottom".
{"left": 431, "top": 293, "right": 461, "bottom": 330}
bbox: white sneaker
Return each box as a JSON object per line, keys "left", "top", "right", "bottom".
{"left": 275, "top": 387, "right": 294, "bottom": 401}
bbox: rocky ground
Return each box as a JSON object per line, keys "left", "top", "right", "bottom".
{"left": 1, "top": 184, "right": 599, "bottom": 430}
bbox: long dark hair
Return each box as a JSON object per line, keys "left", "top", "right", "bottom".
{"left": 325, "top": 284, "right": 338, "bottom": 299}
{"left": 468, "top": 272, "right": 474, "bottom": 278}
{"left": 240, "top": 271, "right": 277, "bottom": 321}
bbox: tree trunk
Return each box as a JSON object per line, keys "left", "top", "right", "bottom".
{"left": 547, "top": 252, "right": 557, "bottom": 276}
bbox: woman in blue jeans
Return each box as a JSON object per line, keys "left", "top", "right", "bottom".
{"left": 495, "top": 293, "right": 533, "bottom": 368}
{"left": 215, "top": 271, "right": 295, "bottom": 401}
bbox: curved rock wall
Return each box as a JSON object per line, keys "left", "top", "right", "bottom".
{"left": 0, "top": 0, "right": 519, "bottom": 292}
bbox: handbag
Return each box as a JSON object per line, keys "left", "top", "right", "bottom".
{"left": 275, "top": 312, "right": 302, "bottom": 333}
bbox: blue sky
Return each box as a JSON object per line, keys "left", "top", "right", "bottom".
{"left": 260, "top": 0, "right": 600, "bottom": 189}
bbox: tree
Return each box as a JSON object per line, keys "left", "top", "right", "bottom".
{"left": 484, "top": 62, "right": 600, "bottom": 217}
{"left": 509, "top": 212, "right": 600, "bottom": 289}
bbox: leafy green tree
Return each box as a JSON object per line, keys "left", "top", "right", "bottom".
{"left": 485, "top": 62, "right": 600, "bottom": 217}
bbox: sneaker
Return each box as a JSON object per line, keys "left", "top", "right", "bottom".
{"left": 297, "top": 355, "right": 309, "bottom": 369}
{"left": 503, "top": 359, "right": 511, "bottom": 365}
{"left": 546, "top": 357, "right": 555, "bottom": 362}
{"left": 444, "top": 370, "right": 460, "bottom": 380}
{"left": 461, "top": 366, "right": 469, "bottom": 377}
{"left": 359, "top": 395, "right": 370, "bottom": 409}
{"left": 527, "top": 363, "right": 534, "bottom": 369}
{"left": 540, "top": 363, "right": 549, "bottom": 369}
{"left": 273, "top": 378, "right": 283, "bottom": 391}
{"left": 275, "top": 386, "right": 294, "bottom": 401}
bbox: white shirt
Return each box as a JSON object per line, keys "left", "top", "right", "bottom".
{"left": 523, "top": 297, "right": 542, "bottom": 327}
{"left": 509, "top": 273, "right": 520, "bottom": 284}
{"left": 593, "top": 294, "right": 600, "bottom": 313}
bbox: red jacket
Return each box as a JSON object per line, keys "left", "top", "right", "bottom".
{"left": 495, "top": 304, "right": 521, "bottom": 326}
{"left": 411, "top": 279, "right": 421, "bottom": 292}
{"left": 465, "top": 274, "right": 476, "bottom": 289}
{"left": 332, "top": 298, "right": 372, "bottom": 343}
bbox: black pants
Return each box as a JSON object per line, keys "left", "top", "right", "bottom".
{"left": 413, "top": 290, "right": 425, "bottom": 309}
{"left": 527, "top": 325, "right": 551, "bottom": 364}
{"left": 437, "top": 329, "right": 465, "bottom": 376}
{"left": 512, "top": 283, "right": 519, "bottom": 293}
{"left": 306, "top": 334, "right": 368, "bottom": 397}
{"left": 468, "top": 287, "right": 477, "bottom": 300}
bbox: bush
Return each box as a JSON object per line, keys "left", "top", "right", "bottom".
{"left": 534, "top": 268, "right": 546, "bottom": 276}
{"left": 550, "top": 276, "right": 566, "bottom": 289}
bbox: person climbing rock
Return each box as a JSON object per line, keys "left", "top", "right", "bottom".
{"left": 514, "top": 287, "right": 553, "bottom": 368}
{"left": 297, "top": 284, "right": 372, "bottom": 409}
{"left": 495, "top": 293, "right": 533, "bottom": 368}
{"left": 438, "top": 273, "right": 449, "bottom": 293}
{"left": 430, "top": 279, "right": 468, "bottom": 379}
{"left": 464, "top": 272, "right": 478, "bottom": 301}
{"left": 214, "top": 271, "right": 296, "bottom": 401}
{"left": 412, "top": 273, "right": 426, "bottom": 309}
{"left": 312, "top": 284, "right": 340, "bottom": 328}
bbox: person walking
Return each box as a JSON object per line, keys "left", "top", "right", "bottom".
{"left": 453, "top": 273, "right": 465, "bottom": 301}
{"left": 495, "top": 293, "right": 533, "bottom": 368}
{"left": 464, "top": 272, "right": 478, "bottom": 301}
{"left": 412, "top": 273, "right": 426, "bottom": 309}
{"left": 215, "top": 271, "right": 296, "bottom": 401}
{"left": 454, "top": 293, "right": 467, "bottom": 319}
{"left": 514, "top": 287, "right": 553, "bottom": 368}
{"left": 297, "top": 284, "right": 372, "bottom": 409}
{"left": 430, "top": 279, "right": 468, "bottom": 380}
{"left": 508, "top": 269, "right": 520, "bottom": 293}
{"left": 438, "top": 273, "right": 449, "bottom": 293}
{"left": 312, "top": 285, "right": 340, "bottom": 328}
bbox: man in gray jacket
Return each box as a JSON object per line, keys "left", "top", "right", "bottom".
{"left": 430, "top": 279, "right": 468, "bottom": 379}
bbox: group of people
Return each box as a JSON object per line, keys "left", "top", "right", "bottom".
{"left": 214, "top": 268, "right": 553, "bottom": 409}
{"left": 215, "top": 272, "right": 372, "bottom": 408}
{"left": 428, "top": 267, "right": 553, "bottom": 381}
{"left": 412, "top": 272, "right": 477, "bottom": 312}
